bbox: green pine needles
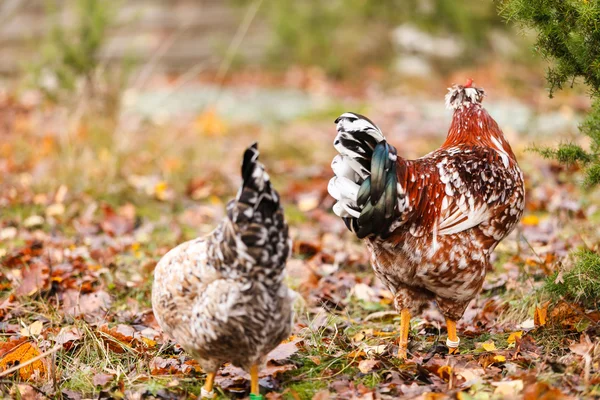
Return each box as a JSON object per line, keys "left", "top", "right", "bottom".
{"left": 500, "top": 0, "right": 600, "bottom": 308}
{"left": 500, "top": 0, "right": 600, "bottom": 187}
{"left": 545, "top": 250, "right": 600, "bottom": 309}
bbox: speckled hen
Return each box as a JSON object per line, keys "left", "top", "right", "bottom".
{"left": 152, "top": 143, "right": 293, "bottom": 398}
{"left": 328, "top": 81, "right": 525, "bottom": 358}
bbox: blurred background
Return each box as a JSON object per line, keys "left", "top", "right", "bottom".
{"left": 0, "top": 0, "right": 587, "bottom": 198}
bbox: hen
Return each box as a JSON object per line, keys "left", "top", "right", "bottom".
{"left": 328, "top": 81, "right": 525, "bottom": 358}
{"left": 152, "top": 143, "right": 293, "bottom": 398}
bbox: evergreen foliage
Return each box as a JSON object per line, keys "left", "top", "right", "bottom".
{"left": 500, "top": 0, "right": 600, "bottom": 306}
{"left": 545, "top": 250, "right": 600, "bottom": 309}
{"left": 500, "top": 0, "right": 600, "bottom": 187}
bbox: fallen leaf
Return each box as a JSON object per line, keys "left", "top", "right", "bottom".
{"left": 521, "top": 215, "right": 539, "bottom": 226}
{"left": 523, "top": 381, "right": 570, "bottom": 400}
{"left": 63, "top": 290, "right": 112, "bottom": 320}
{"left": 507, "top": 331, "right": 523, "bottom": 344}
{"left": 266, "top": 338, "right": 302, "bottom": 362}
{"left": 92, "top": 372, "right": 115, "bottom": 387}
{"left": 16, "top": 263, "right": 49, "bottom": 297}
{"left": 20, "top": 321, "right": 43, "bottom": 337}
{"left": 0, "top": 341, "right": 47, "bottom": 380}
{"left": 195, "top": 107, "right": 227, "bottom": 137}
{"left": 534, "top": 302, "right": 549, "bottom": 327}
{"left": 437, "top": 365, "right": 452, "bottom": 381}
{"left": 358, "top": 359, "right": 380, "bottom": 374}
{"left": 480, "top": 341, "right": 496, "bottom": 352}
{"left": 491, "top": 380, "right": 523, "bottom": 397}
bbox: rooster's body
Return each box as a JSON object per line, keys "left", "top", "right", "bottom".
{"left": 328, "top": 83, "right": 525, "bottom": 356}
{"left": 152, "top": 144, "right": 293, "bottom": 397}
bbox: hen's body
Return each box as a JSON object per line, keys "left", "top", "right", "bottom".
{"left": 152, "top": 144, "right": 293, "bottom": 395}
{"left": 328, "top": 83, "right": 524, "bottom": 354}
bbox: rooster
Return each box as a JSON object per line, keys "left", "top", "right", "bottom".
{"left": 152, "top": 143, "right": 293, "bottom": 398}
{"left": 328, "top": 81, "right": 525, "bottom": 358}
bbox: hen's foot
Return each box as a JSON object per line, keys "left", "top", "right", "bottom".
{"left": 250, "top": 364, "right": 262, "bottom": 398}
{"left": 398, "top": 309, "right": 411, "bottom": 360}
{"left": 446, "top": 319, "right": 460, "bottom": 355}
{"left": 201, "top": 372, "right": 216, "bottom": 399}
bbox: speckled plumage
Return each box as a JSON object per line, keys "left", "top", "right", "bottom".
{"left": 152, "top": 143, "right": 293, "bottom": 373}
{"left": 328, "top": 83, "right": 525, "bottom": 322}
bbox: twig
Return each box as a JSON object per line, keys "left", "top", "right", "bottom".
{"left": 0, "top": 344, "right": 61, "bottom": 378}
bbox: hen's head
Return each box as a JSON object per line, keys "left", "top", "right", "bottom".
{"left": 445, "top": 80, "right": 485, "bottom": 110}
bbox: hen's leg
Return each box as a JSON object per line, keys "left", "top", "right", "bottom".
{"left": 398, "top": 308, "right": 411, "bottom": 359}
{"left": 201, "top": 372, "right": 216, "bottom": 398}
{"left": 436, "top": 296, "right": 470, "bottom": 355}
{"left": 250, "top": 364, "right": 262, "bottom": 398}
{"left": 393, "top": 285, "right": 429, "bottom": 359}
{"left": 445, "top": 319, "right": 460, "bottom": 355}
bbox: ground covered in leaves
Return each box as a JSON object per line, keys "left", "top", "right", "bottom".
{"left": 0, "top": 75, "right": 599, "bottom": 399}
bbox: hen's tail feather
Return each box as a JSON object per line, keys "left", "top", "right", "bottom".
{"left": 330, "top": 113, "right": 401, "bottom": 239}
{"left": 233, "top": 143, "right": 280, "bottom": 222}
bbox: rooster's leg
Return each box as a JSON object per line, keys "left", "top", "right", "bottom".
{"left": 201, "top": 372, "right": 216, "bottom": 398}
{"left": 446, "top": 319, "right": 460, "bottom": 355}
{"left": 398, "top": 308, "right": 411, "bottom": 359}
{"left": 250, "top": 364, "right": 262, "bottom": 398}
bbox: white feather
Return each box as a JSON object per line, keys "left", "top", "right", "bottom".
{"left": 330, "top": 176, "right": 359, "bottom": 202}
{"left": 331, "top": 155, "right": 358, "bottom": 180}
{"left": 333, "top": 199, "right": 360, "bottom": 218}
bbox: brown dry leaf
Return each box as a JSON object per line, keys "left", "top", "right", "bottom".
{"left": 100, "top": 203, "right": 135, "bottom": 236}
{"left": 12, "top": 384, "right": 45, "bottom": 400}
{"left": 55, "top": 327, "right": 82, "bottom": 347}
{"left": 423, "top": 393, "right": 449, "bottom": 400}
{"left": 0, "top": 341, "right": 47, "bottom": 380}
{"left": 534, "top": 302, "right": 549, "bottom": 327}
{"left": 98, "top": 324, "right": 135, "bottom": 353}
{"left": 92, "top": 372, "right": 115, "bottom": 387}
{"left": 523, "top": 381, "right": 571, "bottom": 400}
{"left": 311, "top": 390, "right": 331, "bottom": 400}
{"left": 358, "top": 359, "right": 380, "bottom": 374}
{"left": 262, "top": 363, "right": 296, "bottom": 377}
{"left": 437, "top": 365, "right": 452, "bottom": 381}
{"left": 266, "top": 337, "right": 302, "bottom": 362}
{"left": 492, "top": 380, "right": 523, "bottom": 398}
{"left": 149, "top": 357, "right": 182, "bottom": 375}
{"left": 569, "top": 335, "right": 594, "bottom": 357}
{"left": 16, "top": 263, "right": 49, "bottom": 296}
{"left": 63, "top": 290, "right": 112, "bottom": 319}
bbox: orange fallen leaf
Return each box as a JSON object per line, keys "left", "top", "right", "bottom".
{"left": 437, "top": 365, "right": 452, "bottom": 381}
{"left": 521, "top": 215, "right": 539, "bottom": 226}
{"left": 0, "top": 341, "right": 47, "bottom": 380}
{"left": 507, "top": 331, "right": 523, "bottom": 344}
{"left": 523, "top": 381, "right": 570, "bottom": 400}
{"left": 534, "top": 302, "right": 549, "bottom": 327}
{"left": 195, "top": 107, "right": 227, "bottom": 137}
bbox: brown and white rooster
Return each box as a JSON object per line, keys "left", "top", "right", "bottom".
{"left": 328, "top": 81, "right": 525, "bottom": 358}
{"left": 152, "top": 143, "right": 293, "bottom": 398}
